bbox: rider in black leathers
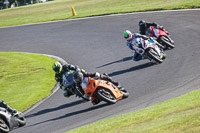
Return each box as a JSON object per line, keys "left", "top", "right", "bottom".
{"left": 139, "top": 20, "right": 166, "bottom": 35}
{"left": 52, "top": 62, "right": 82, "bottom": 98}
{"left": 0, "top": 100, "right": 17, "bottom": 115}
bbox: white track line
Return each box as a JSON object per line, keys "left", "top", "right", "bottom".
{"left": 21, "top": 53, "right": 67, "bottom": 114}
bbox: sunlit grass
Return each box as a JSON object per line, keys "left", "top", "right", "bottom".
{"left": 0, "top": 0, "right": 200, "bottom": 27}
{"left": 0, "top": 52, "right": 56, "bottom": 111}
{"left": 67, "top": 89, "right": 200, "bottom": 133}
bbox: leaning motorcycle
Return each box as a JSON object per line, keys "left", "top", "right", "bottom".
{"left": 134, "top": 39, "right": 166, "bottom": 63}
{"left": 0, "top": 108, "right": 26, "bottom": 133}
{"left": 146, "top": 26, "right": 175, "bottom": 49}
{"left": 62, "top": 71, "right": 88, "bottom": 100}
{"left": 80, "top": 77, "right": 129, "bottom": 104}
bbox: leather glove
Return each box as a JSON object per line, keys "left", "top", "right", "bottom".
{"left": 94, "top": 72, "right": 100, "bottom": 79}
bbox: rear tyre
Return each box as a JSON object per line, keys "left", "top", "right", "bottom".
{"left": 0, "top": 117, "right": 10, "bottom": 133}
{"left": 146, "top": 48, "right": 163, "bottom": 63}
{"left": 97, "top": 89, "right": 117, "bottom": 104}
{"left": 160, "top": 36, "right": 175, "bottom": 49}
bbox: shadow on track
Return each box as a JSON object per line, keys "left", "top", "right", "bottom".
{"left": 96, "top": 56, "right": 132, "bottom": 68}
{"left": 25, "top": 99, "right": 86, "bottom": 118}
{"left": 108, "top": 62, "right": 154, "bottom": 77}
{"left": 26, "top": 103, "right": 109, "bottom": 128}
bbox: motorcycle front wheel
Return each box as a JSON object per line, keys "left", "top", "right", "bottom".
{"left": 120, "top": 89, "right": 129, "bottom": 99}
{"left": 16, "top": 113, "right": 26, "bottom": 127}
{"left": 97, "top": 88, "right": 117, "bottom": 104}
{"left": 146, "top": 48, "right": 163, "bottom": 63}
{"left": 0, "top": 117, "right": 10, "bottom": 133}
{"left": 160, "top": 36, "right": 175, "bottom": 49}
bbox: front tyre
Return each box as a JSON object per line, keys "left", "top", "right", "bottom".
{"left": 146, "top": 48, "right": 163, "bottom": 63}
{"left": 0, "top": 117, "right": 10, "bottom": 133}
{"left": 16, "top": 113, "right": 26, "bottom": 127}
{"left": 97, "top": 89, "right": 116, "bottom": 104}
{"left": 120, "top": 89, "right": 129, "bottom": 99}
{"left": 160, "top": 36, "right": 175, "bottom": 49}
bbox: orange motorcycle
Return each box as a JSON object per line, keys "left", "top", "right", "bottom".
{"left": 81, "top": 77, "right": 129, "bottom": 104}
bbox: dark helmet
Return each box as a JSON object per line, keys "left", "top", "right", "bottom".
{"left": 139, "top": 20, "right": 146, "bottom": 26}
{"left": 52, "top": 62, "right": 62, "bottom": 73}
{"left": 74, "top": 71, "right": 83, "bottom": 83}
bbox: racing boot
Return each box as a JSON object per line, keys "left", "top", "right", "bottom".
{"left": 102, "top": 73, "right": 109, "bottom": 76}
{"left": 91, "top": 97, "right": 100, "bottom": 105}
{"left": 101, "top": 74, "right": 123, "bottom": 90}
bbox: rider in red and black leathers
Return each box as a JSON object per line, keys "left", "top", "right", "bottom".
{"left": 139, "top": 20, "right": 165, "bottom": 35}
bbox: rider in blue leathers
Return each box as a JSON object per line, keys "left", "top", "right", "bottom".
{"left": 123, "top": 30, "right": 165, "bottom": 61}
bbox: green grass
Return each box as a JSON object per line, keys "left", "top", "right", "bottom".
{"left": 0, "top": 0, "right": 200, "bottom": 27}
{"left": 0, "top": 52, "right": 56, "bottom": 112}
{"left": 1, "top": 0, "right": 200, "bottom": 132}
{"left": 67, "top": 89, "right": 200, "bottom": 133}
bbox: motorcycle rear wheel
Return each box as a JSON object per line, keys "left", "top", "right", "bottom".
{"left": 0, "top": 117, "right": 10, "bottom": 133}
{"left": 97, "top": 89, "right": 117, "bottom": 104}
{"left": 146, "top": 48, "right": 163, "bottom": 63}
{"left": 160, "top": 36, "right": 175, "bottom": 49}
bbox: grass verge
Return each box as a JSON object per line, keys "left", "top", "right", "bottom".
{"left": 0, "top": 0, "right": 200, "bottom": 27}
{"left": 67, "top": 89, "right": 200, "bottom": 133}
{"left": 0, "top": 52, "right": 56, "bottom": 112}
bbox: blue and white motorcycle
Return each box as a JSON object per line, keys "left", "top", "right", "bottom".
{"left": 133, "top": 38, "right": 166, "bottom": 63}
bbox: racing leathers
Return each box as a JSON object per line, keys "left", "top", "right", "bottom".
{"left": 0, "top": 100, "right": 17, "bottom": 115}
{"left": 139, "top": 22, "right": 165, "bottom": 35}
{"left": 54, "top": 64, "right": 81, "bottom": 97}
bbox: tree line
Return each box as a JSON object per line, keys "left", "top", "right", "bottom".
{"left": 0, "top": 0, "right": 49, "bottom": 9}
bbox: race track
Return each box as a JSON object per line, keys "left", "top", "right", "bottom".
{"left": 0, "top": 9, "right": 200, "bottom": 133}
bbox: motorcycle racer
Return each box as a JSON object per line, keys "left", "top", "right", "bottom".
{"left": 73, "top": 71, "right": 123, "bottom": 105}
{"left": 0, "top": 100, "right": 17, "bottom": 115}
{"left": 123, "top": 30, "right": 165, "bottom": 61}
{"left": 52, "top": 62, "right": 87, "bottom": 99}
{"left": 139, "top": 20, "right": 168, "bottom": 35}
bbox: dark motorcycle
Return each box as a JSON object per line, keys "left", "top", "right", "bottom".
{"left": 62, "top": 71, "right": 89, "bottom": 101}
{"left": 0, "top": 107, "right": 26, "bottom": 133}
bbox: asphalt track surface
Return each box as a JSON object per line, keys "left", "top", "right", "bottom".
{"left": 0, "top": 9, "right": 200, "bottom": 133}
